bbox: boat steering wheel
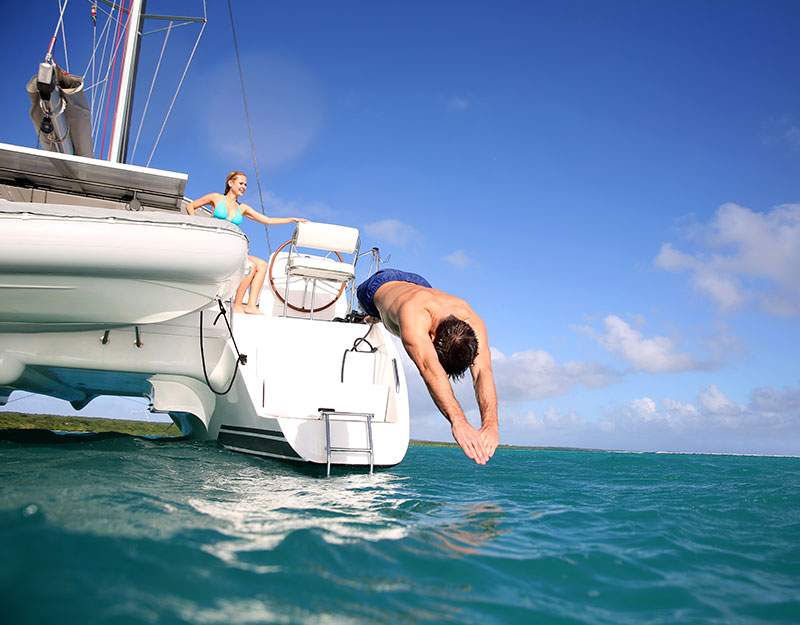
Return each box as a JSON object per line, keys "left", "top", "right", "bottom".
{"left": 268, "top": 239, "right": 347, "bottom": 313}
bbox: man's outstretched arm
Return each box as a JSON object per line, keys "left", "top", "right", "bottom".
{"left": 472, "top": 363, "right": 499, "bottom": 457}
{"left": 402, "top": 333, "right": 491, "bottom": 465}
{"left": 469, "top": 318, "right": 499, "bottom": 458}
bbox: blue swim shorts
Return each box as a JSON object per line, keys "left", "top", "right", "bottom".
{"left": 356, "top": 269, "right": 432, "bottom": 318}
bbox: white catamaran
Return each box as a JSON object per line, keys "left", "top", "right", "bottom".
{"left": 0, "top": 0, "right": 410, "bottom": 473}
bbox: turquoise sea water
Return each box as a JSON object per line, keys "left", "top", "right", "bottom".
{"left": 1, "top": 434, "right": 798, "bottom": 624}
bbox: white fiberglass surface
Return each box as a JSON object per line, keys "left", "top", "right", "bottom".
{"left": 0, "top": 142, "right": 187, "bottom": 211}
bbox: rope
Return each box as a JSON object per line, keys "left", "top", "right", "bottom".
{"left": 227, "top": 0, "right": 272, "bottom": 256}
{"left": 199, "top": 300, "right": 248, "bottom": 396}
{"left": 145, "top": 0, "right": 206, "bottom": 166}
{"left": 340, "top": 323, "right": 376, "bottom": 383}
{"left": 2, "top": 392, "right": 36, "bottom": 405}
{"left": 131, "top": 21, "right": 171, "bottom": 161}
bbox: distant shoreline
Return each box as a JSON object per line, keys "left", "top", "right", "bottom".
{"left": 0, "top": 411, "right": 600, "bottom": 451}
{"left": 2, "top": 412, "right": 797, "bottom": 458}
{"left": 0, "top": 412, "right": 182, "bottom": 437}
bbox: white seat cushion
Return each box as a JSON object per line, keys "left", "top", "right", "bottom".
{"left": 287, "top": 254, "right": 355, "bottom": 281}
{"left": 294, "top": 222, "right": 359, "bottom": 254}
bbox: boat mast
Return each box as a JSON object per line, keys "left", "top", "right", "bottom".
{"left": 108, "top": 0, "right": 146, "bottom": 164}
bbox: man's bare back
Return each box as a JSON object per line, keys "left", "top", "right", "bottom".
{"left": 359, "top": 277, "right": 499, "bottom": 465}
{"left": 372, "top": 282, "right": 474, "bottom": 339}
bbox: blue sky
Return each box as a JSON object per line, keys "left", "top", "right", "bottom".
{"left": 2, "top": 1, "right": 799, "bottom": 455}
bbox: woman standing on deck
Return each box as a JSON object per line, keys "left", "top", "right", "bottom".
{"left": 186, "top": 171, "right": 307, "bottom": 314}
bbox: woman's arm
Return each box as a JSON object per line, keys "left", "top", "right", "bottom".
{"left": 241, "top": 205, "right": 308, "bottom": 226}
{"left": 185, "top": 192, "right": 222, "bottom": 216}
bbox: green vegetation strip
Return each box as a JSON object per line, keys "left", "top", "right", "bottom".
{"left": 1, "top": 414, "right": 600, "bottom": 450}
{"left": 0, "top": 412, "right": 182, "bottom": 437}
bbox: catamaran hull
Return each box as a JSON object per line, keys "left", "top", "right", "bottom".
{"left": 0, "top": 202, "right": 248, "bottom": 330}
{"left": 0, "top": 311, "right": 410, "bottom": 469}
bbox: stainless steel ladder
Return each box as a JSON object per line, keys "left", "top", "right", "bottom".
{"left": 319, "top": 408, "right": 374, "bottom": 476}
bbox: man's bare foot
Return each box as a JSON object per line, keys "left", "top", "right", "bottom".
{"left": 244, "top": 306, "right": 264, "bottom": 315}
{"left": 233, "top": 304, "right": 245, "bottom": 314}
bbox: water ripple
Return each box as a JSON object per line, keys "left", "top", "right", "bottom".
{"left": 1, "top": 440, "right": 799, "bottom": 624}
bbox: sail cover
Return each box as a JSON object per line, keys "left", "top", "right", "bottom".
{"left": 27, "top": 63, "right": 94, "bottom": 159}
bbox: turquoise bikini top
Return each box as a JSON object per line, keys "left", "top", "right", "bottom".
{"left": 213, "top": 200, "right": 243, "bottom": 225}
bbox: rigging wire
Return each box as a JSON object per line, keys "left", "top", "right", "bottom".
{"left": 131, "top": 20, "right": 172, "bottom": 161}
{"left": 84, "top": 1, "right": 206, "bottom": 164}
{"left": 90, "top": 4, "right": 96, "bottom": 102}
{"left": 90, "top": 4, "right": 121, "bottom": 150}
{"left": 87, "top": 4, "right": 113, "bottom": 142}
{"left": 100, "top": 0, "right": 128, "bottom": 159}
{"left": 227, "top": 0, "right": 272, "bottom": 256}
{"left": 145, "top": 0, "right": 207, "bottom": 167}
{"left": 107, "top": 0, "right": 135, "bottom": 160}
{"left": 58, "top": 0, "right": 70, "bottom": 72}
{"left": 46, "top": 0, "right": 70, "bottom": 62}
{"left": 83, "top": 1, "right": 117, "bottom": 82}
{"left": 83, "top": 0, "right": 124, "bottom": 83}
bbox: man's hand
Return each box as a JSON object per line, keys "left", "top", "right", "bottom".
{"left": 480, "top": 424, "right": 499, "bottom": 460}
{"left": 451, "top": 419, "right": 491, "bottom": 465}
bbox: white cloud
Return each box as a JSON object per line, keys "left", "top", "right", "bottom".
{"left": 447, "top": 96, "right": 470, "bottom": 111}
{"left": 388, "top": 312, "right": 789, "bottom": 454}
{"left": 507, "top": 407, "right": 588, "bottom": 432}
{"left": 697, "top": 383, "right": 743, "bottom": 415}
{"left": 362, "top": 219, "right": 421, "bottom": 248}
{"left": 761, "top": 115, "right": 800, "bottom": 149}
{"left": 749, "top": 384, "right": 800, "bottom": 414}
{"left": 398, "top": 342, "right": 621, "bottom": 441}
{"left": 702, "top": 320, "right": 745, "bottom": 362}
{"left": 498, "top": 382, "right": 800, "bottom": 454}
{"left": 444, "top": 250, "right": 471, "bottom": 268}
{"left": 490, "top": 349, "right": 622, "bottom": 401}
{"left": 662, "top": 397, "right": 699, "bottom": 417}
{"left": 580, "top": 315, "right": 707, "bottom": 373}
{"left": 628, "top": 397, "right": 658, "bottom": 420}
{"left": 655, "top": 203, "right": 800, "bottom": 316}
{"left": 389, "top": 337, "right": 800, "bottom": 454}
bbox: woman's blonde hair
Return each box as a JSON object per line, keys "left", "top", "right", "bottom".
{"left": 224, "top": 171, "right": 246, "bottom": 194}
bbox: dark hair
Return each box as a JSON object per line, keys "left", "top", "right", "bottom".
{"left": 433, "top": 316, "right": 478, "bottom": 381}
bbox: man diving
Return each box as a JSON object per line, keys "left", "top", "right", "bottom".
{"left": 357, "top": 269, "right": 499, "bottom": 465}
